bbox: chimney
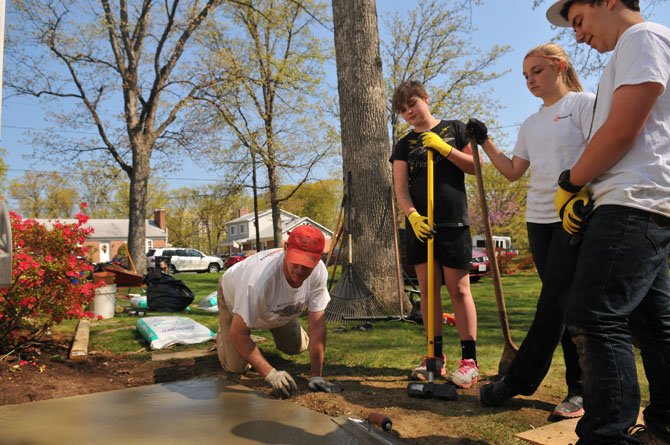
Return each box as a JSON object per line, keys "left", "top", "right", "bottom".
{"left": 239, "top": 208, "right": 249, "bottom": 217}
{"left": 154, "top": 209, "right": 167, "bottom": 230}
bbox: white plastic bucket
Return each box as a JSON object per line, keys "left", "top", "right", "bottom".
{"left": 93, "top": 284, "right": 117, "bottom": 319}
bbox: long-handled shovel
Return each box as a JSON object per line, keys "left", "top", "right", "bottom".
{"left": 469, "top": 134, "right": 518, "bottom": 375}
{"left": 407, "top": 149, "right": 457, "bottom": 400}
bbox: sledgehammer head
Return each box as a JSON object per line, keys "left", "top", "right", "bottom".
{"left": 407, "top": 381, "right": 458, "bottom": 400}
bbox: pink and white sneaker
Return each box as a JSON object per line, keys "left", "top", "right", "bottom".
{"left": 409, "top": 355, "right": 447, "bottom": 381}
{"left": 448, "top": 359, "right": 479, "bottom": 388}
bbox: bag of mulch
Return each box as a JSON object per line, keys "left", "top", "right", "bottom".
{"left": 136, "top": 316, "right": 215, "bottom": 350}
{"left": 197, "top": 291, "right": 219, "bottom": 313}
{"left": 130, "top": 294, "right": 148, "bottom": 309}
{"left": 143, "top": 270, "right": 194, "bottom": 312}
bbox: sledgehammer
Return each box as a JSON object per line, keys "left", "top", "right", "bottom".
{"left": 406, "top": 148, "right": 458, "bottom": 401}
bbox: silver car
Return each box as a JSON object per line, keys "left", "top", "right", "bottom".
{"left": 147, "top": 248, "right": 223, "bottom": 274}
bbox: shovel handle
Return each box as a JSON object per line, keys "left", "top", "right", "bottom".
{"left": 426, "top": 149, "right": 435, "bottom": 361}
{"left": 469, "top": 136, "right": 518, "bottom": 355}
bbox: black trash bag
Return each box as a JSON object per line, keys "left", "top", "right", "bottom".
{"left": 143, "top": 270, "right": 194, "bottom": 312}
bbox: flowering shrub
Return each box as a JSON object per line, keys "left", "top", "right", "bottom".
{"left": 515, "top": 255, "right": 537, "bottom": 273}
{"left": 0, "top": 204, "right": 101, "bottom": 354}
{"left": 496, "top": 249, "right": 518, "bottom": 275}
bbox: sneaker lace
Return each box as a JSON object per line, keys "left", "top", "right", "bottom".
{"left": 456, "top": 359, "right": 478, "bottom": 375}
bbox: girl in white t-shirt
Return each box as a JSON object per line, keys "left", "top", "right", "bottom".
{"left": 469, "top": 43, "right": 595, "bottom": 419}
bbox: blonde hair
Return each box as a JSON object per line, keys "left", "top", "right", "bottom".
{"left": 525, "top": 43, "right": 583, "bottom": 93}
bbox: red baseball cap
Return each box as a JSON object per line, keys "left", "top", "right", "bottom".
{"left": 285, "top": 225, "right": 325, "bottom": 268}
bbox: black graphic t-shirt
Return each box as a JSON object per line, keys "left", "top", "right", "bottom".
{"left": 390, "top": 119, "right": 469, "bottom": 226}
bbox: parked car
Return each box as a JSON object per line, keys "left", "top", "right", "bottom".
{"left": 224, "top": 252, "right": 247, "bottom": 268}
{"left": 217, "top": 253, "right": 230, "bottom": 262}
{"left": 146, "top": 248, "right": 223, "bottom": 274}
{"left": 468, "top": 248, "right": 491, "bottom": 283}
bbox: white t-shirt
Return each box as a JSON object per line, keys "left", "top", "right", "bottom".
{"left": 220, "top": 249, "right": 330, "bottom": 330}
{"left": 513, "top": 91, "right": 596, "bottom": 223}
{"left": 589, "top": 22, "right": 670, "bottom": 217}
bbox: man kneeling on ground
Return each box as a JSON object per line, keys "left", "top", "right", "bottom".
{"left": 216, "top": 225, "right": 340, "bottom": 397}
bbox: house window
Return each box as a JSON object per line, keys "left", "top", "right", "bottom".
{"left": 230, "top": 226, "right": 236, "bottom": 235}
{"left": 240, "top": 224, "right": 246, "bottom": 234}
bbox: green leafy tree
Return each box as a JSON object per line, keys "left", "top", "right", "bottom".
{"left": 70, "top": 160, "right": 128, "bottom": 219}
{"left": 382, "top": 0, "right": 511, "bottom": 143}
{"left": 194, "top": 0, "right": 337, "bottom": 246}
{"left": 6, "top": 0, "right": 227, "bottom": 273}
{"left": 9, "top": 171, "right": 78, "bottom": 218}
{"left": 165, "top": 184, "right": 249, "bottom": 252}
{"left": 274, "top": 179, "right": 342, "bottom": 231}
{"left": 188, "top": 183, "right": 246, "bottom": 254}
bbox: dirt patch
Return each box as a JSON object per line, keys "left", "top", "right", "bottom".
{"left": 0, "top": 334, "right": 556, "bottom": 444}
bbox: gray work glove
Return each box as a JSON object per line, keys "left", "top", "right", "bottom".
{"left": 308, "top": 376, "right": 342, "bottom": 393}
{"left": 264, "top": 368, "right": 297, "bottom": 397}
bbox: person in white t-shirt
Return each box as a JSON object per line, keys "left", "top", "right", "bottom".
{"left": 547, "top": 1, "right": 670, "bottom": 443}
{"left": 469, "top": 43, "right": 594, "bottom": 420}
{"left": 215, "top": 225, "right": 340, "bottom": 397}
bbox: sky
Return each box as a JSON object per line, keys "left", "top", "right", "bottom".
{"left": 1, "top": 1, "right": 669, "bottom": 198}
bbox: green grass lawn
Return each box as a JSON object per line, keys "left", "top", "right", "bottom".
{"left": 52, "top": 270, "right": 650, "bottom": 444}
{"left": 57, "top": 270, "right": 650, "bottom": 400}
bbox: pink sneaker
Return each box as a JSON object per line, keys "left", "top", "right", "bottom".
{"left": 409, "top": 355, "right": 447, "bottom": 381}
{"left": 448, "top": 359, "right": 479, "bottom": 388}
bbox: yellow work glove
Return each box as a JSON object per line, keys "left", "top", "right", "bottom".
{"left": 408, "top": 211, "right": 433, "bottom": 242}
{"left": 554, "top": 170, "right": 593, "bottom": 235}
{"left": 421, "top": 131, "right": 453, "bottom": 158}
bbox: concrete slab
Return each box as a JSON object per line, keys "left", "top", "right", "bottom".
{"left": 0, "top": 376, "right": 401, "bottom": 445}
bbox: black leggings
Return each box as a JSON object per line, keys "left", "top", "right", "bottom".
{"left": 503, "top": 222, "right": 583, "bottom": 396}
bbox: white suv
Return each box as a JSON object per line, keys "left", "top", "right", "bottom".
{"left": 146, "top": 248, "right": 223, "bottom": 274}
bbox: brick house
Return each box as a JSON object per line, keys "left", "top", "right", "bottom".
{"left": 36, "top": 209, "right": 169, "bottom": 263}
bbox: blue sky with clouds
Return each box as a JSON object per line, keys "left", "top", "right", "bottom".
{"left": 1, "top": 1, "right": 668, "bottom": 192}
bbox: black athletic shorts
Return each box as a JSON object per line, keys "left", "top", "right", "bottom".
{"left": 405, "top": 225, "right": 472, "bottom": 270}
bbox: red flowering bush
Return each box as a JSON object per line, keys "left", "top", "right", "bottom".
{"left": 496, "top": 249, "right": 518, "bottom": 275}
{"left": 0, "top": 204, "right": 102, "bottom": 354}
{"left": 515, "top": 255, "right": 537, "bottom": 273}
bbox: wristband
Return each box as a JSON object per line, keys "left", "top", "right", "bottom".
{"left": 558, "top": 170, "right": 581, "bottom": 193}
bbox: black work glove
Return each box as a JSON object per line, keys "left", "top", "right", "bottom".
{"left": 465, "top": 118, "right": 489, "bottom": 145}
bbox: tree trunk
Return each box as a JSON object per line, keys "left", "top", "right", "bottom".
{"left": 268, "top": 161, "right": 282, "bottom": 247}
{"left": 332, "top": 0, "right": 398, "bottom": 311}
{"left": 127, "top": 142, "right": 150, "bottom": 274}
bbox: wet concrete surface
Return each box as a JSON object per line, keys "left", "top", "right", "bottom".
{"left": 0, "top": 376, "right": 400, "bottom": 444}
